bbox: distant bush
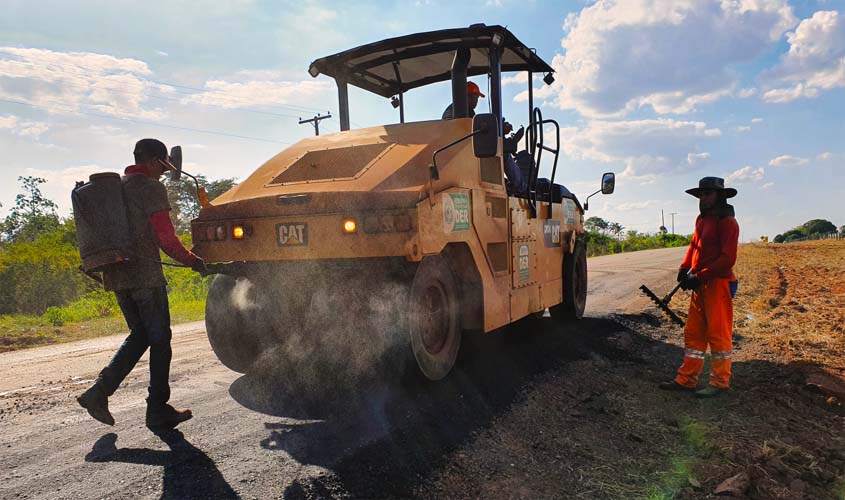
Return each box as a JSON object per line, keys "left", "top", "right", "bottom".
{"left": 43, "top": 289, "right": 119, "bottom": 326}
{"left": 774, "top": 218, "right": 838, "bottom": 243}
{"left": 0, "top": 220, "right": 93, "bottom": 315}
{"left": 585, "top": 229, "right": 691, "bottom": 257}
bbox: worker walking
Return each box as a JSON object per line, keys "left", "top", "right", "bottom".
{"left": 77, "top": 138, "right": 206, "bottom": 429}
{"left": 660, "top": 177, "right": 739, "bottom": 398}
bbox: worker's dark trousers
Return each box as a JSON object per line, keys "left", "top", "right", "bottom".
{"left": 98, "top": 286, "right": 172, "bottom": 406}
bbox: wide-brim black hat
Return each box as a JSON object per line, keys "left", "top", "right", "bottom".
{"left": 686, "top": 176, "right": 737, "bottom": 198}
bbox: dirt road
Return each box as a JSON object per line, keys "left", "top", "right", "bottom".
{"left": 1, "top": 246, "right": 842, "bottom": 500}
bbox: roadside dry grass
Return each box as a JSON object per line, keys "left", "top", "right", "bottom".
{"left": 734, "top": 241, "right": 845, "bottom": 375}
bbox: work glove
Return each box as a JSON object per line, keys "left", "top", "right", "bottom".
{"left": 681, "top": 273, "right": 702, "bottom": 291}
{"left": 191, "top": 256, "right": 211, "bottom": 277}
{"left": 503, "top": 120, "right": 513, "bottom": 135}
{"left": 677, "top": 268, "right": 689, "bottom": 283}
{"left": 512, "top": 125, "right": 525, "bottom": 143}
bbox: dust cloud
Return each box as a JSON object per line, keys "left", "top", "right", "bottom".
{"left": 218, "top": 259, "right": 415, "bottom": 400}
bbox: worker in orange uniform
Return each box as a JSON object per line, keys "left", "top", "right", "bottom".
{"left": 660, "top": 177, "right": 739, "bottom": 398}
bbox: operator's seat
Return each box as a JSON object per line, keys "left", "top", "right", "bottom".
{"left": 512, "top": 151, "right": 582, "bottom": 210}
{"left": 535, "top": 178, "right": 582, "bottom": 210}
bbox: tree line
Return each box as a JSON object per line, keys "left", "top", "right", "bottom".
{"left": 773, "top": 219, "right": 841, "bottom": 243}
{"left": 0, "top": 174, "right": 234, "bottom": 316}
{"left": 583, "top": 216, "right": 692, "bottom": 257}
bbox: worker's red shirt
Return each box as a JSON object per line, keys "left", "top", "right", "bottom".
{"left": 681, "top": 214, "right": 739, "bottom": 281}
{"left": 125, "top": 165, "right": 197, "bottom": 267}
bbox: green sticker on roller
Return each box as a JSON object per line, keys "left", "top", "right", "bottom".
{"left": 564, "top": 199, "right": 576, "bottom": 225}
{"left": 518, "top": 243, "right": 530, "bottom": 282}
{"left": 443, "top": 193, "right": 470, "bottom": 232}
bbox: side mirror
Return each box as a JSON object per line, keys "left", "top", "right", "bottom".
{"left": 584, "top": 171, "right": 616, "bottom": 211}
{"left": 169, "top": 146, "right": 183, "bottom": 182}
{"left": 472, "top": 113, "right": 499, "bottom": 158}
{"left": 601, "top": 172, "right": 615, "bottom": 194}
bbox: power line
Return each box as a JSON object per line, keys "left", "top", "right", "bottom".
{"left": 0, "top": 50, "right": 328, "bottom": 115}
{"left": 0, "top": 97, "right": 292, "bottom": 145}
{"left": 0, "top": 69, "right": 305, "bottom": 119}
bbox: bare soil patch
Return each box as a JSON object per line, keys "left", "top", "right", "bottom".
{"left": 410, "top": 241, "right": 845, "bottom": 500}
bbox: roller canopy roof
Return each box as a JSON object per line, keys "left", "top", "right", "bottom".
{"left": 308, "top": 24, "right": 554, "bottom": 98}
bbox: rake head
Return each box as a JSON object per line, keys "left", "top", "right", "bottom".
{"left": 640, "top": 284, "right": 685, "bottom": 327}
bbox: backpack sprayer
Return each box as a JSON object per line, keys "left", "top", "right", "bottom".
{"left": 72, "top": 146, "right": 242, "bottom": 282}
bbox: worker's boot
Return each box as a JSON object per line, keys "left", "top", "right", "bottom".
{"left": 695, "top": 386, "right": 728, "bottom": 398}
{"left": 658, "top": 380, "right": 695, "bottom": 392}
{"left": 77, "top": 381, "right": 115, "bottom": 426}
{"left": 146, "top": 403, "right": 192, "bottom": 430}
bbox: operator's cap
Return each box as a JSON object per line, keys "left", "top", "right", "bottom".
{"left": 134, "top": 138, "right": 177, "bottom": 171}
{"left": 467, "top": 81, "right": 485, "bottom": 98}
{"left": 685, "top": 176, "right": 737, "bottom": 198}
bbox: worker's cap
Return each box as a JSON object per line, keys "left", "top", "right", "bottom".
{"left": 134, "top": 138, "right": 177, "bottom": 171}
{"left": 467, "top": 81, "right": 485, "bottom": 98}
{"left": 685, "top": 176, "right": 737, "bottom": 198}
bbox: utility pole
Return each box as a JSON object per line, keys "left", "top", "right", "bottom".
{"left": 669, "top": 212, "right": 677, "bottom": 235}
{"left": 298, "top": 112, "right": 332, "bottom": 136}
{"left": 659, "top": 210, "right": 667, "bottom": 235}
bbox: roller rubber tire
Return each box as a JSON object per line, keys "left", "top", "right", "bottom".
{"left": 551, "top": 238, "right": 587, "bottom": 320}
{"left": 205, "top": 274, "right": 264, "bottom": 373}
{"left": 408, "top": 256, "right": 462, "bottom": 381}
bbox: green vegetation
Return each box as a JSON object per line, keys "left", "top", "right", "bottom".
{"left": 584, "top": 216, "right": 692, "bottom": 257}
{"left": 0, "top": 174, "right": 229, "bottom": 351}
{"left": 774, "top": 218, "right": 839, "bottom": 243}
{"left": 642, "top": 418, "right": 714, "bottom": 500}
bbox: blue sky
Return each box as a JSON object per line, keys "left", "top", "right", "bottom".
{"left": 1, "top": 0, "right": 843, "bottom": 241}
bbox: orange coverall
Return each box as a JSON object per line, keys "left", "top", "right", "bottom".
{"left": 675, "top": 214, "right": 739, "bottom": 389}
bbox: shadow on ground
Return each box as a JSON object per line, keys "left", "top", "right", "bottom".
{"left": 228, "top": 312, "right": 844, "bottom": 499}
{"left": 229, "top": 315, "right": 634, "bottom": 499}
{"left": 85, "top": 429, "right": 238, "bottom": 500}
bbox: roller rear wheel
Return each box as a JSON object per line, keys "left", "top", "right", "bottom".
{"left": 205, "top": 274, "right": 264, "bottom": 373}
{"left": 551, "top": 239, "right": 587, "bottom": 320}
{"left": 408, "top": 256, "right": 462, "bottom": 381}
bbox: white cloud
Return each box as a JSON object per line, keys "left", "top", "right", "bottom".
{"left": 614, "top": 200, "right": 660, "bottom": 211}
{"left": 156, "top": 51, "right": 169, "bottom": 57}
{"left": 762, "top": 10, "right": 845, "bottom": 103}
{"left": 542, "top": 0, "right": 797, "bottom": 117}
{"left": 502, "top": 73, "right": 528, "bottom": 86}
{"left": 687, "top": 152, "right": 710, "bottom": 166}
{"left": 768, "top": 155, "right": 809, "bottom": 167}
{"left": 15, "top": 121, "right": 49, "bottom": 137}
{"left": 0, "top": 113, "right": 50, "bottom": 138}
{"left": 0, "top": 47, "right": 167, "bottom": 120}
{"left": 726, "top": 166, "right": 765, "bottom": 183}
{"left": 817, "top": 151, "right": 833, "bottom": 160}
{"left": 0, "top": 115, "right": 18, "bottom": 129}
{"left": 762, "top": 83, "right": 819, "bottom": 102}
{"left": 761, "top": 182, "right": 775, "bottom": 190}
{"left": 751, "top": 117, "right": 764, "bottom": 123}
{"left": 736, "top": 126, "right": 751, "bottom": 132}
{"left": 185, "top": 77, "right": 332, "bottom": 109}
{"left": 560, "top": 118, "right": 721, "bottom": 183}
